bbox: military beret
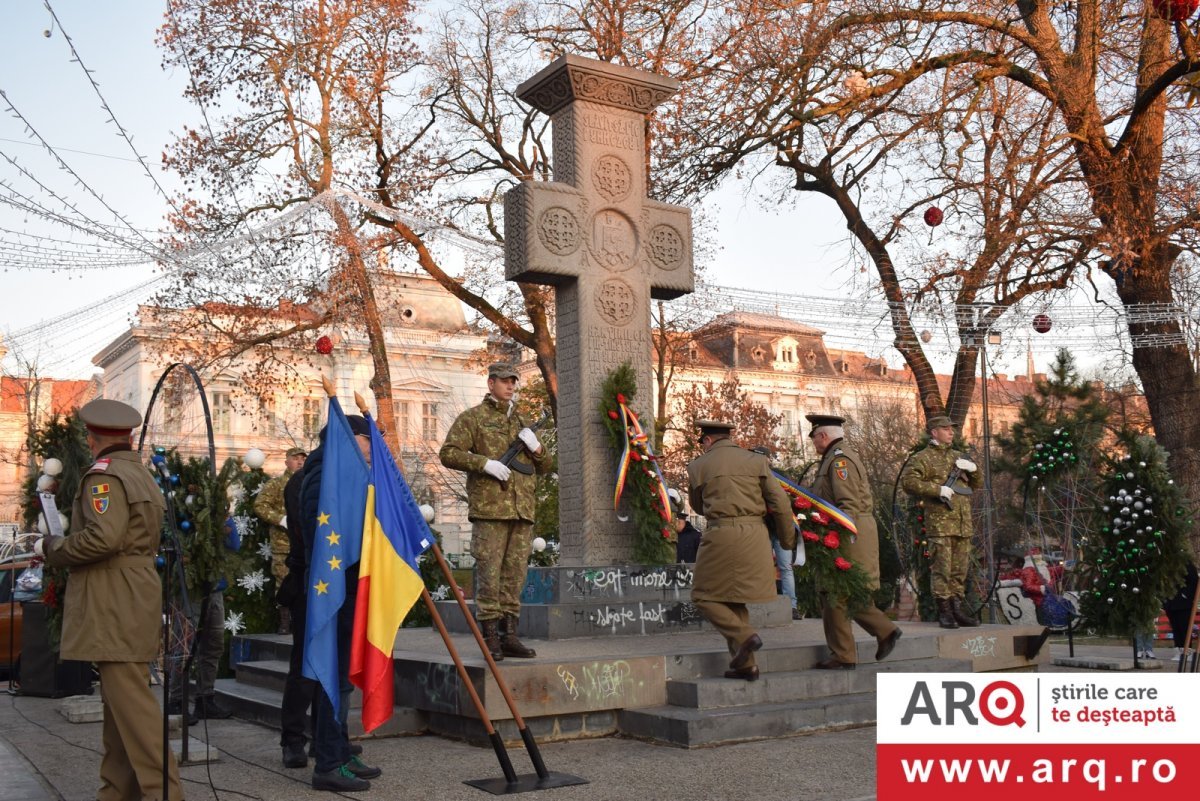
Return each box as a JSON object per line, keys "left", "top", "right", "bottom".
{"left": 695, "top": 419, "right": 734, "bottom": 436}
{"left": 285, "top": 447, "right": 308, "bottom": 458}
{"left": 79, "top": 398, "right": 142, "bottom": 436}
{"left": 805, "top": 413, "right": 845, "bottom": 435}
{"left": 749, "top": 445, "right": 774, "bottom": 458}
{"left": 927, "top": 415, "right": 956, "bottom": 430}
{"left": 487, "top": 362, "right": 519, "bottom": 379}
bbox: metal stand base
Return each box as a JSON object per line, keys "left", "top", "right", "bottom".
{"left": 465, "top": 772, "right": 590, "bottom": 795}
{"left": 1015, "top": 627, "right": 1052, "bottom": 660}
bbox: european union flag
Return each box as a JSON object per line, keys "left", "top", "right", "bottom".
{"left": 302, "top": 396, "right": 368, "bottom": 716}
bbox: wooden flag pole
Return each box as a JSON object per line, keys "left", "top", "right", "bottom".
{"left": 350, "top": 390, "right": 585, "bottom": 794}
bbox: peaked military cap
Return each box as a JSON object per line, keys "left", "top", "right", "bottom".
{"left": 487, "top": 362, "right": 519, "bottom": 379}
{"left": 927, "top": 415, "right": 956, "bottom": 430}
{"left": 749, "top": 445, "right": 774, "bottom": 458}
{"left": 79, "top": 398, "right": 142, "bottom": 436}
{"left": 805, "top": 413, "right": 845, "bottom": 435}
{"left": 695, "top": 419, "right": 734, "bottom": 437}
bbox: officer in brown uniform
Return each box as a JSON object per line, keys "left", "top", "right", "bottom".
{"left": 687, "top": 420, "right": 795, "bottom": 681}
{"left": 37, "top": 399, "right": 184, "bottom": 801}
{"left": 439, "top": 363, "right": 551, "bottom": 660}
{"left": 254, "top": 446, "right": 307, "bottom": 634}
{"left": 901, "top": 415, "right": 983, "bottom": 628}
{"left": 805, "top": 414, "right": 902, "bottom": 670}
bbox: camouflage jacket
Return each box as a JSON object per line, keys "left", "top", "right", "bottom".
{"left": 901, "top": 442, "right": 982, "bottom": 538}
{"left": 253, "top": 470, "right": 293, "bottom": 531}
{"left": 439, "top": 395, "right": 551, "bottom": 521}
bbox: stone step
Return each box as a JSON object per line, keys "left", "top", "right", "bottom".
{"left": 228, "top": 633, "right": 292, "bottom": 667}
{"left": 519, "top": 564, "right": 698, "bottom": 605}
{"left": 667, "top": 657, "right": 971, "bottom": 709}
{"left": 618, "top": 691, "right": 880, "bottom": 748}
{"left": 213, "top": 677, "right": 426, "bottom": 738}
{"left": 434, "top": 596, "right": 792, "bottom": 639}
{"left": 233, "top": 659, "right": 289, "bottom": 694}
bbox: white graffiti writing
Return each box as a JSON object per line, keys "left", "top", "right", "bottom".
{"left": 961, "top": 635, "right": 998, "bottom": 658}
{"left": 582, "top": 661, "right": 631, "bottom": 700}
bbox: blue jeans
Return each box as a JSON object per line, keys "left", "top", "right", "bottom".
{"left": 312, "top": 604, "right": 354, "bottom": 773}
{"left": 772, "top": 536, "right": 797, "bottom": 609}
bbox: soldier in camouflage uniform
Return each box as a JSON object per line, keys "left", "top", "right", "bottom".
{"left": 806, "top": 414, "right": 902, "bottom": 669}
{"left": 901, "top": 415, "right": 983, "bottom": 628}
{"left": 439, "top": 363, "right": 552, "bottom": 659}
{"left": 254, "top": 446, "right": 307, "bottom": 634}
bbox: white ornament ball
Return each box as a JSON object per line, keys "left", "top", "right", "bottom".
{"left": 1132, "top": 587, "right": 1140, "bottom": 594}
{"left": 1126, "top": 472, "right": 1135, "bottom": 480}
{"left": 531, "top": 537, "right": 547, "bottom": 553}
{"left": 243, "top": 448, "right": 267, "bottom": 469}
{"left": 36, "top": 474, "right": 56, "bottom": 491}
{"left": 185, "top": 495, "right": 196, "bottom": 507}
{"left": 1139, "top": 462, "right": 1146, "bottom": 468}
{"left": 36, "top": 515, "right": 49, "bottom": 535}
{"left": 419, "top": 504, "right": 435, "bottom": 524}
{"left": 42, "top": 457, "right": 64, "bottom": 476}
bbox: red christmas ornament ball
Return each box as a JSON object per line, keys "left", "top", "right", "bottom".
{"left": 315, "top": 335, "right": 334, "bottom": 354}
{"left": 1032, "top": 313, "right": 1052, "bottom": 334}
{"left": 1152, "top": 0, "right": 1198, "bottom": 21}
{"left": 923, "top": 206, "right": 944, "bottom": 227}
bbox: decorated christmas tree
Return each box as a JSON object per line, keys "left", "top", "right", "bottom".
{"left": 1079, "top": 433, "right": 1191, "bottom": 638}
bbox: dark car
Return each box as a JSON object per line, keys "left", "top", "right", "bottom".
{"left": 0, "top": 552, "right": 35, "bottom": 677}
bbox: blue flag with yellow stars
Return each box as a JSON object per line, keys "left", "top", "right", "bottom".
{"left": 301, "top": 396, "right": 368, "bottom": 715}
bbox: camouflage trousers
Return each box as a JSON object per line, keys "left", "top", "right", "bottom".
{"left": 269, "top": 528, "right": 290, "bottom": 586}
{"left": 472, "top": 519, "right": 533, "bottom": 621}
{"left": 929, "top": 535, "right": 972, "bottom": 599}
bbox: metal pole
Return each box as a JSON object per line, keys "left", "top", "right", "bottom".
{"left": 979, "top": 339, "right": 999, "bottom": 621}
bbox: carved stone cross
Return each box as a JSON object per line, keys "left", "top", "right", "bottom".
{"left": 505, "top": 55, "right": 695, "bottom": 566}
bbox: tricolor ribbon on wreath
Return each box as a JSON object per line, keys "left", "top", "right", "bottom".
{"left": 771, "top": 470, "right": 859, "bottom": 568}
{"left": 611, "top": 395, "right": 672, "bottom": 525}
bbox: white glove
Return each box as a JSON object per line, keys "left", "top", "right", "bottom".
{"left": 518, "top": 427, "right": 541, "bottom": 452}
{"left": 278, "top": 515, "right": 287, "bottom": 528}
{"left": 939, "top": 485, "right": 954, "bottom": 501}
{"left": 955, "top": 457, "right": 977, "bottom": 473}
{"left": 483, "top": 459, "right": 511, "bottom": 481}
{"left": 34, "top": 537, "right": 45, "bottom": 557}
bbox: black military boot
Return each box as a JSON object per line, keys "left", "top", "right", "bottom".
{"left": 500, "top": 614, "right": 537, "bottom": 658}
{"left": 936, "top": 598, "right": 959, "bottom": 629}
{"left": 951, "top": 597, "right": 980, "bottom": 627}
{"left": 480, "top": 619, "right": 504, "bottom": 661}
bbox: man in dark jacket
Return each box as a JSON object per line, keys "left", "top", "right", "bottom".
{"left": 298, "top": 415, "right": 379, "bottom": 792}
{"left": 278, "top": 463, "right": 317, "bottom": 768}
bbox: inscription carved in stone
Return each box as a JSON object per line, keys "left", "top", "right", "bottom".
{"left": 648, "top": 224, "right": 684, "bottom": 270}
{"left": 538, "top": 207, "right": 582, "bottom": 255}
{"left": 592, "top": 155, "right": 632, "bottom": 202}
{"left": 595, "top": 278, "right": 636, "bottom": 326}
{"left": 590, "top": 209, "right": 637, "bottom": 272}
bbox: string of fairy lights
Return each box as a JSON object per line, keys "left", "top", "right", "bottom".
{"left": 0, "top": 7, "right": 1195, "bottom": 379}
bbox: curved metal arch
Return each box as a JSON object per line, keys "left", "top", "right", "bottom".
{"left": 137, "top": 362, "right": 217, "bottom": 476}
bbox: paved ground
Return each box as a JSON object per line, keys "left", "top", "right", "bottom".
{"left": 0, "top": 641, "right": 1181, "bottom": 801}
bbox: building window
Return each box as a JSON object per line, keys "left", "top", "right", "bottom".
{"left": 302, "top": 398, "right": 322, "bottom": 439}
{"left": 779, "top": 346, "right": 794, "bottom": 363}
{"left": 212, "top": 392, "right": 232, "bottom": 435}
{"left": 261, "top": 396, "right": 278, "bottom": 435}
{"left": 422, "top": 402, "right": 439, "bottom": 441}
{"left": 398, "top": 400, "right": 411, "bottom": 444}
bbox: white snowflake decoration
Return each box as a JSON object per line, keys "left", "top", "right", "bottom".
{"left": 257, "top": 540, "right": 274, "bottom": 562}
{"left": 429, "top": 585, "right": 450, "bottom": 601}
{"left": 233, "top": 515, "right": 256, "bottom": 539}
{"left": 224, "top": 611, "right": 245, "bottom": 635}
{"left": 236, "top": 570, "right": 267, "bottom": 594}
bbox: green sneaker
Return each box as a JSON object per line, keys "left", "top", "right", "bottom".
{"left": 345, "top": 755, "right": 382, "bottom": 780}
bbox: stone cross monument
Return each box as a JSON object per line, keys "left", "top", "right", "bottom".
{"left": 505, "top": 55, "right": 694, "bottom": 566}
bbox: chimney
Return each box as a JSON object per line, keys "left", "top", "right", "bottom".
{"left": 995, "top": 373, "right": 1007, "bottom": 382}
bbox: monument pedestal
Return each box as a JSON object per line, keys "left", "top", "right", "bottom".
{"left": 435, "top": 564, "right": 793, "bottom": 639}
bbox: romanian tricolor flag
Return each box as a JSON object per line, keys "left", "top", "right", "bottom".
{"left": 349, "top": 416, "right": 432, "bottom": 732}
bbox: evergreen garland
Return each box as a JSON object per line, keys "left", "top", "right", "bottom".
{"left": 599, "top": 362, "right": 674, "bottom": 564}
{"left": 1079, "top": 434, "right": 1192, "bottom": 637}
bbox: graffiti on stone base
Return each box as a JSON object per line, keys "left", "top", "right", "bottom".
{"left": 413, "top": 662, "right": 461, "bottom": 713}
{"left": 521, "top": 569, "right": 558, "bottom": 604}
{"left": 961, "top": 635, "right": 998, "bottom": 658}
{"left": 582, "top": 660, "right": 631, "bottom": 700}
{"left": 574, "top": 600, "right": 706, "bottom": 635}
{"left": 556, "top": 665, "right": 580, "bottom": 700}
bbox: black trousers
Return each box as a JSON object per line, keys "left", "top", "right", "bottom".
{"left": 279, "top": 598, "right": 316, "bottom": 748}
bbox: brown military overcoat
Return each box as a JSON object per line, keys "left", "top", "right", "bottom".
{"left": 687, "top": 440, "right": 795, "bottom": 603}
{"left": 45, "top": 449, "right": 166, "bottom": 662}
{"left": 809, "top": 439, "right": 881, "bottom": 590}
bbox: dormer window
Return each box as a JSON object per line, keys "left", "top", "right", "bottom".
{"left": 779, "top": 346, "right": 794, "bottom": 363}
{"left": 840, "top": 361, "right": 850, "bottom": 374}
{"left": 752, "top": 346, "right": 766, "bottom": 362}
{"left": 805, "top": 350, "right": 817, "bottom": 367}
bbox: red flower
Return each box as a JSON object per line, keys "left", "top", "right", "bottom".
{"left": 616, "top": 393, "right": 627, "bottom": 404}
{"left": 608, "top": 410, "right": 619, "bottom": 420}
{"left": 801, "top": 530, "right": 820, "bottom": 543}
{"left": 42, "top": 580, "right": 58, "bottom": 609}
{"left": 660, "top": 528, "right": 671, "bottom": 538}
{"left": 792, "top": 496, "right": 813, "bottom": 511}
{"left": 823, "top": 532, "right": 840, "bottom": 549}
{"left": 810, "top": 510, "right": 829, "bottom": 525}
{"left": 834, "top": 557, "right": 853, "bottom": 571}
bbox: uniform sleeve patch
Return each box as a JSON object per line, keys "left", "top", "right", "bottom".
{"left": 89, "top": 458, "right": 111, "bottom": 473}
{"left": 833, "top": 458, "right": 849, "bottom": 481}
{"left": 92, "top": 494, "right": 110, "bottom": 514}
